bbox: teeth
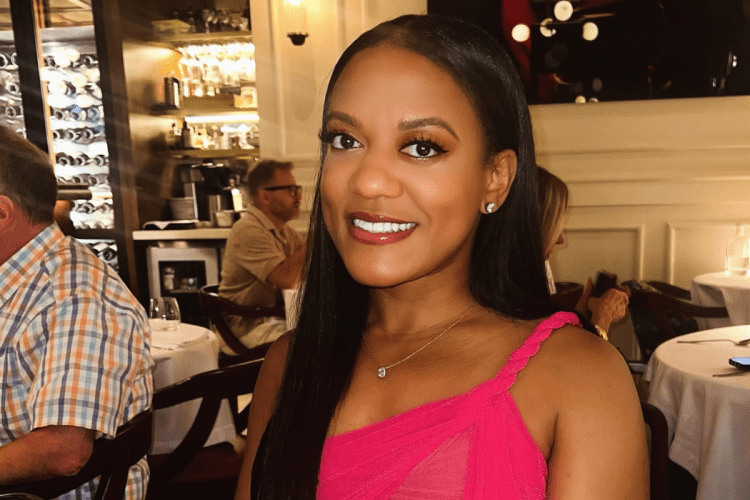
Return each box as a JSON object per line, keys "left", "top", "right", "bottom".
{"left": 352, "top": 219, "right": 416, "bottom": 234}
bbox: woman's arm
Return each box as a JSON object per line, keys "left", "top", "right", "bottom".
{"left": 234, "top": 333, "right": 291, "bottom": 500}
{"left": 545, "top": 328, "right": 649, "bottom": 499}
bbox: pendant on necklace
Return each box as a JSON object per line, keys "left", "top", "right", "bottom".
{"left": 377, "top": 367, "right": 387, "bottom": 378}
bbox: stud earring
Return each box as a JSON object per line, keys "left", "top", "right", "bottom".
{"left": 485, "top": 202, "right": 495, "bottom": 214}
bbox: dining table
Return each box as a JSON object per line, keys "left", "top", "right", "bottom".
{"left": 691, "top": 271, "right": 750, "bottom": 330}
{"left": 150, "top": 322, "right": 238, "bottom": 455}
{"left": 644, "top": 325, "right": 750, "bottom": 500}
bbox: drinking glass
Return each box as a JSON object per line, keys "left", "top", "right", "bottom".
{"left": 149, "top": 297, "right": 181, "bottom": 331}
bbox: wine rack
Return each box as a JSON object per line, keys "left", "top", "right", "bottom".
{"left": 43, "top": 46, "right": 113, "bottom": 232}
{"left": 0, "top": 27, "right": 119, "bottom": 273}
{"left": 0, "top": 46, "right": 26, "bottom": 137}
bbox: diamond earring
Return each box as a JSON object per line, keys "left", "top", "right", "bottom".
{"left": 485, "top": 202, "right": 495, "bottom": 213}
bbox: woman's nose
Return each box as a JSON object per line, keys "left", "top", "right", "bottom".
{"left": 556, "top": 230, "right": 566, "bottom": 246}
{"left": 349, "top": 148, "right": 402, "bottom": 199}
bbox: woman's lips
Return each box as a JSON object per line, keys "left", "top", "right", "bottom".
{"left": 347, "top": 212, "right": 417, "bottom": 245}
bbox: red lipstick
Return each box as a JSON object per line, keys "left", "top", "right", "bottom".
{"left": 347, "top": 212, "right": 417, "bottom": 245}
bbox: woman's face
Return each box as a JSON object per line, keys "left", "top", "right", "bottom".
{"left": 320, "top": 45, "right": 514, "bottom": 289}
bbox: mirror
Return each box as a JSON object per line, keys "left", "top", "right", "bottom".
{"left": 429, "top": 0, "right": 750, "bottom": 104}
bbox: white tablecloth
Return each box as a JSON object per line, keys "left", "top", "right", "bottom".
{"left": 151, "top": 323, "right": 237, "bottom": 455}
{"left": 645, "top": 326, "right": 750, "bottom": 500}
{"left": 691, "top": 272, "right": 750, "bottom": 330}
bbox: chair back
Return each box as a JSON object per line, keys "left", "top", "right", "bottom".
{"left": 0, "top": 409, "right": 153, "bottom": 500}
{"left": 148, "top": 358, "right": 264, "bottom": 488}
{"left": 644, "top": 281, "right": 691, "bottom": 301}
{"left": 628, "top": 288, "right": 728, "bottom": 359}
{"left": 642, "top": 403, "right": 669, "bottom": 500}
{"left": 199, "top": 284, "right": 283, "bottom": 361}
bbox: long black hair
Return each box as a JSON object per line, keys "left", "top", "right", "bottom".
{"left": 252, "top": 14, "right": 559, "bottom": 499}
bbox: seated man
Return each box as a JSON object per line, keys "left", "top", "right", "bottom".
{"left": 218, "top": 159, "right": 305, "bottom": 354}
{"left": 0, "top": 126, "right": 152, "bottom": 499}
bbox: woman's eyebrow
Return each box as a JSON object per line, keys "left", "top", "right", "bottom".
{"left": 324, "top": 111, "right": 361, "bottom": 129}
{"left": 399, "top": 117, "right": 458, "bottom": 140}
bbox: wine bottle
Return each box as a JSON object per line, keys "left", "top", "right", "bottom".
{"left": 86, "top": 106, "right": 102, "bottom": 122}
{"left": 55, "top": 152, "right": 72, "bottom": 166}
{"left": 80, "top": 126, "right": 104, "bottom": 142}
{"left": 61, "top": 128, "right": 81, "bottom": 141}
{"left": 70, "top": 152, "right": 90, "bottom": 166}
{"left": 47, "top": 79, "right": 76, "bottom": 96}
{"left": 5, "top": 105, "right": 22, "bottom": 118}
{"left": 71, "top": 107, "right": 88, "bottom": 121}
{"left": 51, "top": 107, "right": 72, "bottom": 120}
{"left": 80, "top": 54, "right": 98, "bottom": 67}
{"left": 92, "top": 154, "right": 108, "bottom": 166}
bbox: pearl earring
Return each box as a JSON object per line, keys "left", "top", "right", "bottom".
{"left": 485, "top": 202, "right": 495, "bottom": 213}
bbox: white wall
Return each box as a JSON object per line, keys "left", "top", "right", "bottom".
{"left": 539, "top": 96, "right": 750, "bottom": 289}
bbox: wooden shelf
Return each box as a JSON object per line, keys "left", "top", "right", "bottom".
{"left": 151, "top": 30, "right": 253, "bottom": 47}
{"left": 166, "top": 149, "right": 260, "bottom": 159}
{"left": 153, "top": 95, "right": 257, "bottom": 116}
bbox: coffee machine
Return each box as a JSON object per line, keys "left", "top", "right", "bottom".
{"left": 176, "top": 161, "right": 242, "bottom": 223}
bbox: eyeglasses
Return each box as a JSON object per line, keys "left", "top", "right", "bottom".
{"left": 263, "top": 184, "right": 302, "bottom": 197}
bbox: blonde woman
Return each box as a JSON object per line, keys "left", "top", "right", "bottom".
{"left": 537, "top": 166, "right": 630, "bottom": 337}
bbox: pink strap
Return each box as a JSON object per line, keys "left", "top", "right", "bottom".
{"left": 489, "top": 311, "right": 580, "bottom": 394}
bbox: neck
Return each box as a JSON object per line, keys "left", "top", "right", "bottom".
{"left": 367, "top": 274, "right": 476, "bottom": 340}
{"left": 0, "top": 220, "right": 49, "bottom": 265}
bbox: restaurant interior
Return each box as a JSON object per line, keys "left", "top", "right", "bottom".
{"left": 1, "top": 0, "right": 750, "bottom": 499}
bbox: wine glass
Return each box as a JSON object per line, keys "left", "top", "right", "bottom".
{"left": 149, "top": 297, "right": 181, "bottom": 331}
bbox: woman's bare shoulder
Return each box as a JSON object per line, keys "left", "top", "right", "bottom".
{"left": 532, "top": 323, "right": 633, "bottom": 390}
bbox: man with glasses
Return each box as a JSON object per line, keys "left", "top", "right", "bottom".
{"left": 219, "top": 159, "right": 305, "bottom": 353}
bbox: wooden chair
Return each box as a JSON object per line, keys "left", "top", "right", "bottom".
{"left": 147, "top": 359, "right": 263, "bottom": 498}
{"left": 199, "top": 284, "right": 281, "bottom": 431}
{"left": 199, "top": 284, "right": 283, "bottom": 364}
{"left": 642, "top": 403, "right": 670, "bottom": 500}
{"left": 550, "top": 281, "right": 584, "bottom": 310}
{"left": 625, "top": 363, "right": 669, "bottom": 500}
{"left": 0, "top": 409, "right": 153, "bottom": 500}
{"left": 628, "top": 288, "right": 729, "bottom": 359}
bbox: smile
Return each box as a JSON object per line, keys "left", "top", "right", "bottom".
{"left": 351, "top": 219, "right": 416, "bottom": 234}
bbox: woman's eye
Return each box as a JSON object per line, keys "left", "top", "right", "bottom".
{"left": 401, "top": 141, "right": 446, "bottom": 159}
{"left": 330, "top": 133, "right": 361, "bottom": 150}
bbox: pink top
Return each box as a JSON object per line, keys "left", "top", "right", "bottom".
{"left": 317, "top": 311, "right": 580, "bottom": 500}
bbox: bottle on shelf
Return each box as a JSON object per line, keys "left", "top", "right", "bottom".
{"left": 80, "top": 54, "right": 98, "bottom": 67}
{"left": 164, "top": 72, "right": 181, "bottom": 109}
{"left": 70, "top": 152, "right": 90, "bottom": 166}
{"left": 55, "top": 152, "right": 72, "bottom": 166}
{"left": 51, "top": 107, "right": 72, "bottom": 120}
{"left": 726, "top": 224, "right": 750, "bottom": 276}
{"left": 92, "top": 154, "right": 108, "bottom": 166}
{"left": 5, "top": 104, "right": 22, "bottom": 118}
{"left": 181, "top": 120, "right": 194, "bottom": 149}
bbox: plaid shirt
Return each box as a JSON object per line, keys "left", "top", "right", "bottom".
{"left": 0, "top": 224, "right": 153, "bottom": 499}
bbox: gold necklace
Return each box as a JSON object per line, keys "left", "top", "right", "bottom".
{"left": 361, "top": 301, "right": 479, "bottom": 379}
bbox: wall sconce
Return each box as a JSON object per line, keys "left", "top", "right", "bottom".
{"left": 284, "top": 0, "right": 309, "bottom": 46}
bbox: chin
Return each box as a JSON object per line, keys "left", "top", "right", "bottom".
{"left": 344, "top": 257, "right": 424, "bottom": 289}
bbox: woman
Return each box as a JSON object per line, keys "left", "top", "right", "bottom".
{"left": 537, "top": 166, "right": 630, "bottom": 337}
{"left": 236, "top": 15, "right": 647, "bottom": 499}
